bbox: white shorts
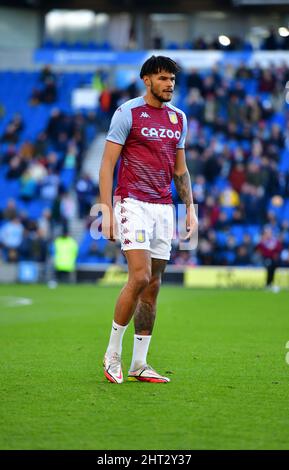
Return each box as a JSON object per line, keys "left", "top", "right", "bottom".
{"left": 114, "top": 198, "right": 174, "bottom": 260}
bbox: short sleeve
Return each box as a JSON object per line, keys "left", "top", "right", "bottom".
{"left": 176, "top": 112, "right": 187, "bottom": 149}
{"left": 106, "top": 106, "right": 132, "bottom": 145}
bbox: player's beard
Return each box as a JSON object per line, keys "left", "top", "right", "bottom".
{"left": 150, "top": 82, "right": 172, "bottom": 103}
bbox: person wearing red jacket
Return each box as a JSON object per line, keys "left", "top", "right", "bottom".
{"left": 256, "top": 227, "right": 282, "bottom": 288}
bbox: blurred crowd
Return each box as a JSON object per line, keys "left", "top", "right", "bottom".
{"left": 44, "top": 27, "right": 289, "bottom": 52}
{"left": 1, "top": 62, "right": 289, "bottom": 273}
{"left": 170, "top": 61, "right": 289, "bottom": 269}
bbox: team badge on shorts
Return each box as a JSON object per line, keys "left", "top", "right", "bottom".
{"left": 135, "top": 230, "right": 146, "bottom": 243}
{"left": 168, "top": 111, "right": 178, "bottom": 124}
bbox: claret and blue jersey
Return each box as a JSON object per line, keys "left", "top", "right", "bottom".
{"left": 106, "top": 96, "right": 187, "bottom": 204}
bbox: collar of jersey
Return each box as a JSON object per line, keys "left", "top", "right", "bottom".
{"left": 142, "top": 97, "right": 167, "bottom": 110}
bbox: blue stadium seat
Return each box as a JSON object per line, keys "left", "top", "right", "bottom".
{"left": 60, "top": 168, "right": 76, "bottom": 191}
{"left": 230, "top": 225, "right": 245, "bottom": 244}
{"left": 244, "top": 225, "right": 261, "bottom": 243}
{"left": 283, "top": 200, "right": 289, "bottom": 222}
{"left": 216, "top": 231, "right": 227, "bottom": 248}
{"left": 279, "top": 149, "right": 289, "bottom": 172}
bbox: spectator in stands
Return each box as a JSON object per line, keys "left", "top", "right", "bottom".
{"left": 261, "top": 159, "right": 280, "bottom": 198}
{"left": 203, "top": 93, "right": 217, "bottom": 124}
{"left": 0, "top": 101, "right": 5, "bottom": 119}
{"left": 1, "top": 59, "right": 289, "bottom": 272}
{"left": 187, "top": 68, "right": 203, "bottom": 91}
{"left": 40, "top": 65, "right": 56, "bottom": 85}
{"left": 92, "top": 69, "right": 105, "bottom": 92}
{"left": 1, "top": 198, "right": 17, "bottom": 221}
{"left": 202, "top": 195, "right": 220, "bottom": 228}
{"left": 63, "top": 143, "right": 77, "bottom": 175}
{"left": 87, "top": 241, "right": 105, "bottom": 261}
{"left": 34, "top": 131, "right": 48, "bottom": 157}
{"left": 1, "top": 124, "right": 19, "bottom": 144}
{"left": 192, "top": 175, "right": 206, "bottom": 205}
{"left": 186, "top": 89, "right": 204, "bottom": 121}
{"left": 38, "top": 209, "right": 52, "bottom": 241}
{"left": 241, "top": 96, "right": 262, "bottom": 124}
{"left": 59, "top": 191, "right": 77, "bottom": 232}
{"left": 186, "top": 147, "right": 204, "bottom": 177}
{"left": 227, "top": 94, "right": 242, "bottom": 124}
{"left": 104, "top": 241, "right": 122, "bottom": 263}
{"left": 1, "top": 113, "right": 24, "bottom": 144}
{"left": 219, "top": 185, "right": 240, "bottom": 208}
{"left": 242, "top": 234, "right": 255, "bottom": 258}
{"left": 42, "top": 78, "right": 57, "bottom": 104}
{"left": 20, "top": 170, "right": 38, "bottom": 201}
{"left": 6, "top": 155, "right": 27, "bottom": 179}
{"left": 263, "top": 27, "right": 279, "bottom": 50}
{"left": 258, "top": 69, "right": 277, "bottom": 93}
{"left": 0, "top": 217, "right": 24, "bottom": 262}
{"left": 256, "top": 226, "right": 282, "bottom": 289}
{"left": 152, "top": 33, "right": 163, "bottom": 50}
{"left": 201, "top": 75, "right": 217, "bottom": 99}
{"left": 31, "top": 66, "right": 57, "bottom": 105}
{"left": 240, "top": 183, "right": 265, "bottom": 224}
{"left": 202, "top": 150, "right": 221, "bottom": 183}
{"left": 229, "top": 163, "right": 246, "bottom": 193}
{"left": 19, "top": 227, "right": 47, "bottom": 263}
{"left": 76, "top": 174, "right": 98, "bottom": 219}
{"left": 234, "top": 246, "right": 251, "bottom": 266}
{"left": 197, "top": 238, "right": 215, "bottom": 265}
{"left": 53, "top": 229, "right": 78, "bottom": 283}
{"left": 235, "top": 62, "right": 253, "bottom": 80}
{"left": 40, "top": 168, "right": 59, "bottom": 201}
{"left": 126, "top": 78, "right": 139, "bottom": 100}
{"left": 246, "top": 160, "right": 263, "bottom": 188}
{"left": 45, "top": 152, "right": 60, "bottom": 173}
{"left": 20, "top": 141, "right": 35, "bottom": 161}
{"left": 173, "top": 250, "right": 196, "bottom": 266}
{"left": 46, "top": 108, "right": 63, "bottom": 143}
{"left": 55, "top": 131, "right": 69, "bottom": 156}
{"left": 51, "top": 193, "right": 63, "bottom": 236}
{"left": 99, "top": 87, "right": 112, "bottom": 115}
{"left": 280, "top": 248, "right": 289, "bottom": 268}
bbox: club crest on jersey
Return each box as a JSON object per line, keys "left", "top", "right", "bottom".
{"left": 168, "top": 111, "right": 178, "bottom": 124}
{"left": 135, "top": 230, "right": 146, "bottom": 243}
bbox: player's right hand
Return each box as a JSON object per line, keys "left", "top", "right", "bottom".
{"left": 101, "top": 207, "right": 117, "bottom": 241}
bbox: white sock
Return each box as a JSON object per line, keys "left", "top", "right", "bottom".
{"left": 106, "top": 321, "right": 128, "bottom": 357}
{"left": 130, "top": 335, "right": 152, "bottom": 371}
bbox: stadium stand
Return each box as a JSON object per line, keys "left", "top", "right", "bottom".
{"left": 0, "top": 60, "right": 289, "bottom": 271}
{"left": 40, "top": 28, "right": 289, "bottom": 52}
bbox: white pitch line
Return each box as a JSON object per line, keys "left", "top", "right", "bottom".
{"left": 0, "top": 296, "right": 33, "bottom": 307}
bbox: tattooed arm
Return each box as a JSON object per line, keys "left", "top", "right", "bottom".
{"left": 174, "top": 149, "right": 198, "bottom": 239}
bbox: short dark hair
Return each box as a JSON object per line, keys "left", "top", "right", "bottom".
{"left": 140, "top": 55, "right": 180, "bottom": 79}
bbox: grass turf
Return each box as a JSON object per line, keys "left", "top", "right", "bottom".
{"left": 0, "top": 284, "right": 289, "bottom": 450}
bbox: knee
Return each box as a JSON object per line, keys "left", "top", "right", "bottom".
{"left": 149, "top": 276, "right": 162, "bottom": 296}
{"left": 131, "top": 270, "right": 151, "bottom": 293}
{"left": 141, "top": 275, "right": 161, "bottom": 304}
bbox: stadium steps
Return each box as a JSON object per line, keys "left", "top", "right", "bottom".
{"left": 68, "top": 133, "right": 106, "bottom": 242}
{"left": 68, "top": 192, "right": 86, "bottom": 243}
{"left": 83, "top": 133, "right": 106, "bottom": 185}
{"left": 70, "top": 217, "right": 86, "bottom": 243}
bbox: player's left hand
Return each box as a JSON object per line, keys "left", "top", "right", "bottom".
{"left": 185, "top": 204, "right": 198, "bottom": 240}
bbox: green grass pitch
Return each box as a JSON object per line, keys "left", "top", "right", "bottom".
{"left": 0, "top": 284, "right": 289, "bottom": 450}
